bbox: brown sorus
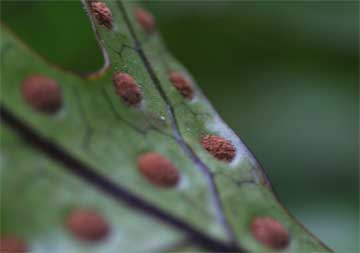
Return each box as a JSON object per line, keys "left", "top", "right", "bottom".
{"left": 169, "top": 71, "right": 194, "bottom": 100}
{"left": 0, "top": 236, "right": 28, "bottom": 253}
{"left": 66, "top": 209, "right": 110, "bottom": 242}
{"left": 112, "top": 72, "right": 142, "bottom": 106}
{"left": 250, "top": 216, "right": 290, "bottom": 249}
{"left": 90, "top": 1, "right": 113, "bottom": 29}
{"left": 201, "top": 135, "right": 235, "bottom": 162}
{"left": 134, "top": 7, "right": 155, "bottom": 33}
{"left": 137, "top": 152, "right": 180, "bottom": 188}
{"left": 21, "top": 74, "right": 62, "bottom": 114}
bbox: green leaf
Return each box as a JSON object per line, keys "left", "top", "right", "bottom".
{"left": 0, "top": 1, "right": 332, "bottom": 252}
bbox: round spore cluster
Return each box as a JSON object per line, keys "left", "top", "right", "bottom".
{"left": 90, "top": 0, "right": 113, "bottom": 29}
{"left": 112, "top": 72, "right": 142, "bottom": 106}
{"left": 137, "top": 152, "right": 180, "bottom": 188}
{"left": 250, "top": 216, "right": 290, "bottom": 249}
{"left": 134, "top": 7, "right": 156, "bottom": 34}
{"left": 0, "top": 236, "right": 28, "bottom": 253}
{"left": 66, "top": 209, "right": 110, "bottom": 242}
{"left": 169, "top": 71, "right": 194, "bottom": 100}
{"left": 201, "top": 134, "right": 236, "bottom": 162}
{"left": 21, "top": 74, "right": 62, "bottom": 114}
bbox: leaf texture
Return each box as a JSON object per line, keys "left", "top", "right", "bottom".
{"left": 0, "top": 1, "right": 331, "bottom": 252}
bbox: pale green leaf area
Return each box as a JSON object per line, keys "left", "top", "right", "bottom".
{"left": 0, "top": 1, "right": 332, "bottom": 252}
{"left": 1, "top": 127, "right": 182, "bottom": 253}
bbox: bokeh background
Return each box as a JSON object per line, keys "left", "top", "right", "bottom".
{"left": 1, "top": 1, "right": 358, "bottom": 252}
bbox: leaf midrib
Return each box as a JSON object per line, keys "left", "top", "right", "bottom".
{"left": 0, "top": 105, "right": 243, "bottom": 252}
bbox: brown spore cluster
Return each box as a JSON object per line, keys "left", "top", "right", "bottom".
{"left": 21, "top": 74, "right": 62, "bottom": 114}
{"left": 169, "top": 71, "right": 194, "bottom": 100}
{"left": 134, "top": 7, "right": 156, "bottom": 34}
{"left": 112, "top": 72, "right": 142, "bottom": 106}
{"left": 90, "top": 0, "right": 113, "bottom": 29}
{"left": 0, "top": 236, "right": 28, "bottom": 253}
{"left": 250, "top": 216, "right": 290, "bottom": 249}
{"left": 66, "top": 209, "right": 110, "bottom": 242}
{"left": 137, "top": 152, "right": 180, "bottom": 188}
{"left": 201, "top": 134, "right": 235, "bottom": 162}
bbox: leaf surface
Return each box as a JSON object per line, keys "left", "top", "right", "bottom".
{"left": 0, "top": 1, "right": 331, "bottom": 252}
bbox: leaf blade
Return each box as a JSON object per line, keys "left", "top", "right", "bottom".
{"left": 0, "top": 1, "right": 331, "bottom": 252}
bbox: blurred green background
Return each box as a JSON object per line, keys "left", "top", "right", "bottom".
{"left": 1, "top": 1, "right": 358, "bottom": 252}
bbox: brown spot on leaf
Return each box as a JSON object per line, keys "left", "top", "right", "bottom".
{"left": 90, "top": 0, "right": 113, "bottom": 29}
{"left": 21, "top": 74, "right": 62, "bottom": 114}
{"left": 112, "top": 72, "right": 142, "bottom": 106}
{"left": 169, "top": 71, "right": 194, "bottom": 100}
{"left": 137, "top": 152, "right": 180, "bottom": 188}
{"left": 0, "top": 236, "right": 28, "bottom": 253}
{"left": 201, "top": 134, "right": 235, "bottom": 162}
{"left": 250, "top": 216, "right": 290, "bottom": 249}
{"left": 66, "top": 209, "right": 110, "bottom": 242}
{"left": 134, "top": 7, "right": 156, "bottom": 34}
